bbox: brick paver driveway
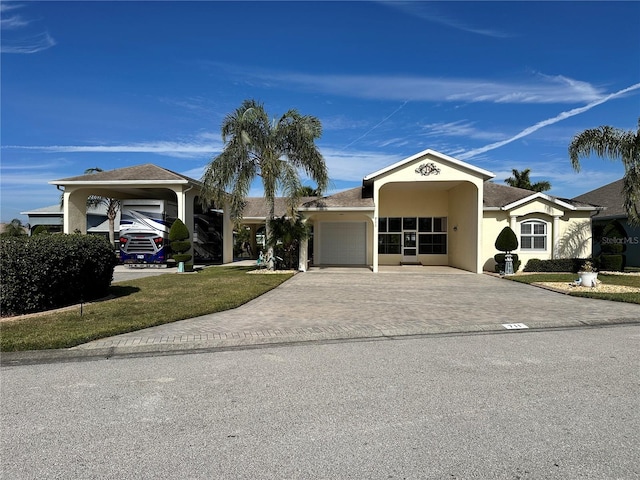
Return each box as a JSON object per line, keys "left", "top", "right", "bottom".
{"left": 77, "top": 267, "right": 640, "bottom": 351}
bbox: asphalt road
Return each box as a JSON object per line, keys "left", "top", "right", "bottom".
{"left": 2, "top": 326, "right": 639, "bottom": 479}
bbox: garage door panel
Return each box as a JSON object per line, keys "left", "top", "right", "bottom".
{"left": 319, "top": 222, "right": 366, "bottom": 265}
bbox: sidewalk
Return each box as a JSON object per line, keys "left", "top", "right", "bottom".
{"left": 3, "top": 267, "right": 639, "bottom": 365}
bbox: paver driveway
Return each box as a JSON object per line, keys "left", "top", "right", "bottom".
{"left": 76, "top": 267, "right": 640, "bottom": 352}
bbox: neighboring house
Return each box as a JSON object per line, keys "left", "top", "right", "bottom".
{"left": 573, "top": 179, "right": 640, "bottom": 267}
{"left": 38, "top": 150, "right": 598, "bottom": 272}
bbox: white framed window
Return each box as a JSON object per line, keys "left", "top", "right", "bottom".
{"left": 520, "top": 220, "right": 547, "bottom": 250}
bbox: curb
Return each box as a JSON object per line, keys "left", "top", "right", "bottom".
{"left": 2, "top": 317, "right": 639, "bottom": 367}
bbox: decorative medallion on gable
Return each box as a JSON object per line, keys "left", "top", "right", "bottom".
{"left": 415, "top": 162, "right": 441, "bottom": 176}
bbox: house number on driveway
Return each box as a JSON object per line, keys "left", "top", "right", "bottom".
{"left": 502, "top": 323, "right": 529, "bottom": 329}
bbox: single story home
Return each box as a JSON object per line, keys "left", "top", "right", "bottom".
{"left": 45, "top": 149, "right": 598, "bottom": 272}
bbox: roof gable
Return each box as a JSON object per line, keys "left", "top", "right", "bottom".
{"left": 363, "top": 149, "right": 494, "bottom": 182}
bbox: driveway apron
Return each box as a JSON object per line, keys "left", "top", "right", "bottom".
{"left": 74, "top": 268, "right": 640, "bottom": 353}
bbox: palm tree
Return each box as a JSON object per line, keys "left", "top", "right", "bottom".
{"left": 297, "top": 185, "right": 321, "bottom": 197}
{"left": 201, "top": 99, "right": 328, "bottom": 244}
{"left": 504, "top": 168, "right": 551, "bottom": 192}
{"left": 60, "top": 167, "right": 121, "bottom": 245}
{"left": 569, "top": 118, "right": 640, "bottom": 225}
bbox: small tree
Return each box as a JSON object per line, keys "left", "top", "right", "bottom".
{"left": 1, "top": 219, "right": 27, "bottom": 237}
{"left": 494, "top": 226, "right": 520, "bottom": 273}
{"left": 268, "top": 214, "right": 309, "bottom": 269}
{"left": 169, "top": 219, "right": 192, "bottom": 266}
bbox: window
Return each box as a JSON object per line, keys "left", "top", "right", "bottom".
{"left": 378, "top": 217, "right": 447, "bottom": 255}
{"left": 419, "top": 234, "right": 447, "bottom": 254}
{"left": 378, "top": 233, "right": 401, "bottom": 254}
{"left": 418, "top": 217, "right": 447, "bottom": 254}
{"left": 379, "top": 217, "right": 401, "bottom": 254}
{"left": 521, "top": 221, "right": 547, "bottom": 250}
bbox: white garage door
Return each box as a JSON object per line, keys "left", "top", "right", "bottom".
{"left": 319, "top": 222, "right": 366, "bottom": 265}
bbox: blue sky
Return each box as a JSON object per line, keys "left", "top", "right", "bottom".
{"left": 2, "top": 1, "right": 639, "bottom": 223}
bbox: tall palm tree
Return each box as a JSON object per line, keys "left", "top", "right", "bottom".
{"left": 201, "top": 99, "right": 328, "bottom": 244}
{"left": 569, "top": 118, "right": 640, "bottom": 225}
{"left": 504, "top": 168, "right": 551, "bottom": 192}
{"left": 60, "top": 167, "right": 121, "bottom": 245}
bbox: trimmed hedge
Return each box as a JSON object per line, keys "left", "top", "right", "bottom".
{"left": 523, "top": 258, "right": 589, "bottom": 273}
{"left": 1, "top": 234, "right": 117, "bottom": 316}
{"left": 600, "top": 254, "right": 625, "bottom": 272}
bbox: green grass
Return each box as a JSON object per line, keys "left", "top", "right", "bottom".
{"left": 0, "top": 266, "right": 293, "bottom": 352}
{"left": 506, "top": 273, "right": 640, "bottom": 305}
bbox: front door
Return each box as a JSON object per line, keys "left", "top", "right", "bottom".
{"left": 402, "top": 217, "right": 418, "bottom": 263}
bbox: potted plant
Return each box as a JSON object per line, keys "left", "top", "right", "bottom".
{"left": 578, "top": 260, "right": 598, "bottom": 287}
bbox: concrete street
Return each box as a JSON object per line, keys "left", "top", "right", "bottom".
{"left": 2, "top": 326, "right": 639, "bottom": 479}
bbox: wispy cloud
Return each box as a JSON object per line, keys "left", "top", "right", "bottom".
{"left": 421, "top": 121, "right": 506, "bottom": 142}
{"left": 340, "top": 101, "right": 408, "bottom": 151}
{"left": 2, "top": 138, "right": 222, "bottom": 159}
{"left": 379, "top": 1, "right": 512, "bottom": 38}
{"left": 459, "top": 83, "right": 640, "bottom": 160}
{"left": 0, "top": 3, "right": 56, "bottom": 54}
{"left": 250, "top": 69, "right": 605, "bottom": 105}
{"left": 0, "top": 14, "right": 30, "bottom": 30}
{"left": 322, "top": 147, "right": 400, "bottom": 182}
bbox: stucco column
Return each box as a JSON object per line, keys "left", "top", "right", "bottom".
{"left": 371, "top": 214, "right": 379, "bottom": 273}
{"left": 63, "top": 189, "right": 88, "bottom": 234}
{"left": 298, "top": 218, "right": 309, "bottom": 272}
{"left": 509, "top": 215, "right": 517, "bottom": 233}
{"left": 222, "top": 201, "right": 234, "bottom": 264}
{"left": 173, "top": 187, "right": 196, "bottom": 263}
{"left": 552, "top": 215, "right": 560, "bottom": 259}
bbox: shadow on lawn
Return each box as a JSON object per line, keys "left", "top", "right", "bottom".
{"left": 108, "top": 285, "right": 141, "bottom": 299}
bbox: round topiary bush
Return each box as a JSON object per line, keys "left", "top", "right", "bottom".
{"left": 495, "top": 226, "right": 518, "bottom": 252}
{"left": 169, "top": 218, "right": 192, "bottom": 264}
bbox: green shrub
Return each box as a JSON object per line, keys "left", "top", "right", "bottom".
{"left": 494, "top": 253, "right": 521, "bottom": 272}
{"left": 600, "top": 254, "right": 625, "bottom": 272}
{"left": 523, "top": 258, "right": 588, "bottom": 273}
{"left": 1, "top": 234, "right": 117, "bottom": 315}
{"left": 169, "top": 219, "right": 192, "bottom": 264}
{"left": 602, "top": 243, "right": 625, "bottom": 254}
{"left": 32, "top": 225, "right": 49, "bottom": 236}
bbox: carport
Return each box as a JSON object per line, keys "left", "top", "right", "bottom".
{"left": 50, "top": 164, "right": 234, "bottom": 263}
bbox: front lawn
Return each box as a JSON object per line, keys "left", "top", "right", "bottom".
{"left": 505, "top": 273, "right": 640, "bottom": 305}
{"left": 0, "top": 266, "right": 293, "bottom": 352}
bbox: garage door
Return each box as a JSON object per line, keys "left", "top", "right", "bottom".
{"left": 318, "top": 222, "right": 366, "bottom": 265}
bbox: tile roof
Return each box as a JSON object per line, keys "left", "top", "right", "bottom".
{"left": 482, "top": 182, "right": 536, "bottom": 207}
{"left": 573, "top": 178, "right": 629, "bottom": 218}
{"left": 242, "top": 196, "right": 318, "bottom": 219}
{"left": 300, "top": 187, "right": 374, "bottom": 209}
{"left": 483, "top": 181, "right": 595, "bottom": 209}
{"left": 52, "top": 164, "right": 201, "bottom": 184}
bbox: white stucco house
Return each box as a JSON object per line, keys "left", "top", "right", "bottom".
{"left": 46, "top": 149, "right": 598, "bottom": 273}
